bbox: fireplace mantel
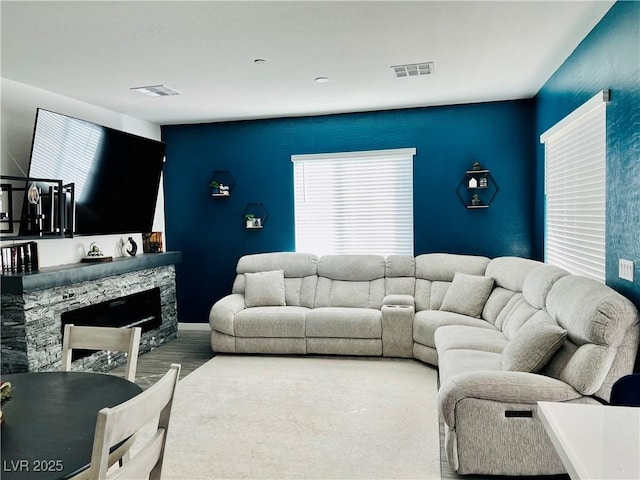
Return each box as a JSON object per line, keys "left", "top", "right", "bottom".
{"left": 1, "top": 252, "right": 181, "bottom": 374}
{"left": 1, "top": 251, "right": 182, "bottom": 294}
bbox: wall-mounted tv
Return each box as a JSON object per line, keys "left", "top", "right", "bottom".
{"left": 23, "top": 109, "right": 166, "bottom": 236}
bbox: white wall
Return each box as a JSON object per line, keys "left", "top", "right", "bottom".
{"left": 0, "top": 78, "right": 165, "bottom": 267}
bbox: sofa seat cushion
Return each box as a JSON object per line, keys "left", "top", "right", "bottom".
{"left": 438, "top": 348, "right": 502, "bottom": 384}
{"left": 434, "top": 325, "right": 508, "bottom": 355}
{"left": 306, "top": 307, "right": 382, "bottom": 338}
{"left": 413, "top": 310, "right": 497, "bottom": 348}
{"left": 234, "top": 306, "right": 309, "bottom": 338}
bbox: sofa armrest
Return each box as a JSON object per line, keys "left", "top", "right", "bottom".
{"left": 381, "top": 303, "right": 415, "bottom": 358}
{"left": 383, "top": 294, "right": 415, "bottom": 307}
{"left": 438, "top": 371, "right": 584, "bottom": 428}
{"left": 209, "top": 293, "right": 247, "bottom": 335}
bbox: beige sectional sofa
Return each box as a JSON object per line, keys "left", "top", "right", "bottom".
{"left": 209, "top": 251, "right": 640, "bottom": 476}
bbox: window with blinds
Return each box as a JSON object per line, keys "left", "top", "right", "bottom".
{"left": 291, "top": 148, "right": 415, "bottom": 256}
{"left": 540, "top": 90, "right": 608, "bottom": 282}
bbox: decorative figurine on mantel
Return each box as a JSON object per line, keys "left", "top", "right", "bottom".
{"left": 125, "top": 237, "right": 137, "bottom": 256}
{"left": 81, "top": 242, "right": 113, "bottom": 263}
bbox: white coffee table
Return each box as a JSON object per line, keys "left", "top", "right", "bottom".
{"left": 538, "top": 401, "right": 640, "bottom": 480}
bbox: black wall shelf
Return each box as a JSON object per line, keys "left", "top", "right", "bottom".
{"left": 209, "top": 170, "right": 235, "bottom": 197}
{"left": 242, "top": 203, "right": 268, "bottom": 229}
{"left": 456, "top": 167, "right": 499, "bottom": 209}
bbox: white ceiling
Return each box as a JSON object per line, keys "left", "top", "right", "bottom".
{"left": 1, "top": 1, "right": 614, "bottom": 126}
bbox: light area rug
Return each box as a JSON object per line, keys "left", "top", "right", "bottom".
{"left": 139, "top": 355, "right": 441, "bottom": 480}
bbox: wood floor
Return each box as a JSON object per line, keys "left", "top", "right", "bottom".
{"left": 112, "top": 329, "right": 213, "bottom": 388}
{"left": 121, "top": 329, "right": 568, "bottom": 480}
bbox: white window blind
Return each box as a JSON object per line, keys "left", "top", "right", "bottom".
{"left": 292, "top": 148, "right": 415, "bottom": 256}
{"left": 541, "top": 90, "right": 608, "bottom": 282}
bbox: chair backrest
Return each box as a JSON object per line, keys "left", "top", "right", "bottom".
{"left": 610, "top": 373, "right": 640, "bottom": 407}
{"left": 62, "top": 324, "right": 142, "bottom": 382}
{"left": 87, "top": 363, "right": 181, "bottom": 480}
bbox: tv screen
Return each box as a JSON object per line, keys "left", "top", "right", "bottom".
{"left": 24, "top": 109, "right": 165, "bottom": 236}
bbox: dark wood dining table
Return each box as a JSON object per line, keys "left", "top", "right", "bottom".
{"left": 1, "top": 371, "right": 142, "bottom": 480}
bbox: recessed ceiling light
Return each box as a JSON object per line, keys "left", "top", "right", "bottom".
{"left": 130, "top": 85, "right": 181, "bottom": 97}
{"left": 254, "top": 58, "right": 266, "bottom": 64}
{"left": 314, "top": 77, "right": 330, "bottom": 84}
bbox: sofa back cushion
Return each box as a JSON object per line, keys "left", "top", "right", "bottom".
{"left": 232, "top": 252, "right": 319, "bottom": 308}
{"left": 522, "top": 264, "right": 569, "bottom": 309}
{"left": 485, "top": 256, "right": 542, "bottom": 291}
{"left": 481, "top": 257, "right": 545, "bottom": 326}
{"left": 414, "top": 254, "right": 490, "bottom": 311}
{"left": 314, "top": 255, "right": 386, "bottom": 309}
{"left": 543, "top": 275, "right": 640, "bottom": 401}
{"left": 385, "top": 255, "right": 416, "bottom": 296}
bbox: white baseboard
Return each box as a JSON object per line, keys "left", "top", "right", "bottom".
{"left": 178, "top": 322, "right": 210, "bottom": 331}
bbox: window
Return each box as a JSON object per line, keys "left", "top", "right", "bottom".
{"left": 292, "top": 148, "right": 415, "bottom": 256}
{"left": 540, "top": 90, "right": 608, "bottom": 282}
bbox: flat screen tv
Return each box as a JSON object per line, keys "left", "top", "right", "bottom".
{"left": 23, "top": 108, "right": 166, "bottom": 236}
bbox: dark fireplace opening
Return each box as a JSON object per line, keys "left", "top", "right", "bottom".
{"left": 61, "top": 287, "right": 162, "bottom": 361}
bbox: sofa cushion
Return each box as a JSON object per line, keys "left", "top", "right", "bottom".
{"left": 306, "top": 307, "right": 382, "bottom": 338}
{"left": 485, "top": 256, "right": 542, "bottom": 292}
{"left": 233, "top": 252, "right": 319, "bottom": 308}
{"left": 440, "top": 273, "right": 494, "bottom": 318}
{"left": 522, "top": 264, "right": 569, "bottom": 309}
{"left": 434, "top": 325, "right": 508, "bottom": 355}
{"left": 416, "top": 253, "right": 490, "bottom": 281}
{"left": 235, "top": 306, "right": 309, "bottom": 338}
{"left": 438, "top": 348, "right": 502, "bottom": 384}
{"left": 495, "top": 293, "right": 540, "bottom": 338}
{"left": 244, "top": 270, "right": 286, "bottom": 307}
{"left": 502, "top": 311, "right": 567, "bottom": 372}
{"left": 413, "top": 310, "right": 497, "bottom": 348}
{"left": 236, "top": 252, "right": 318, "bottom": 277}
{"left": 481, "top": 287, "right": 517, "bottom": 325}
{"left": 317, "top": 254, "right": 386, "bottom": 281}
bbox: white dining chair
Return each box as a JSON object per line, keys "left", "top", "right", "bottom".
{"left": 62, "top": 324, "right": 142, "bottom": 382}
{"left": 84, "top": 363, "right": 181, "bottom": 480}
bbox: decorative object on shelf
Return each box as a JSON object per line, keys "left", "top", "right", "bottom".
{"left": 242, "top": 203, "right": 268, "bottom": 229}
{"left": 0, "top": 175, "right": 75, "bottom": 239}
{"left": 81, "top": 242, "right": 113, "bottom": 263}
{"left": 27, "top": 182, "right": 41, "bottom": 205}
{"left": 143, "top": 232, "right": 164, "bottom": 253}
{"left": 125, "top": 237, "right": 138, "bottom": 256}
{"left": 1, "top": 241, "right": 39, "bottom": 274}
{"left": 456, "top": 162, "right": 499, "bottom": 209}
{"left": 209, "top": 170, "right": 235, "bottom": 197}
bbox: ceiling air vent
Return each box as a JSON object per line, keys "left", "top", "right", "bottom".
{"left": 391, "top": 62, "right": 434, "bottom": 78}
{"left": 130, "top": 85, "right": 182, "bottom": 97}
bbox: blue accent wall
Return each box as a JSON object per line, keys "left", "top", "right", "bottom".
{"left": 534, "top": 0, "right": 640, "bottom": 307}
{"left": 162, "top": 101, "right": 535, "bottom": 322}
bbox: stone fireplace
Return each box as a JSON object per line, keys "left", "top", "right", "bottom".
{"left": 1, "top": 252, "right": 181, "bottom": 374}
